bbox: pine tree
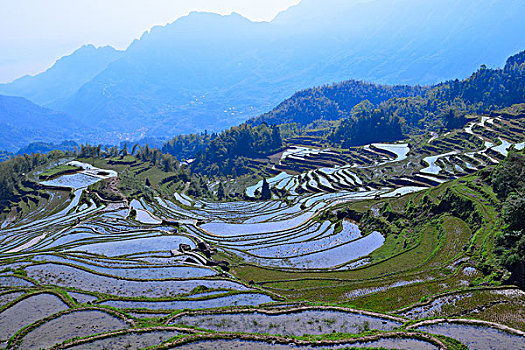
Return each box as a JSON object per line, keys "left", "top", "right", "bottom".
{"left": 261, "top": 178, "right": 271, "bottom": 200}
{"left": 122, "top": 142, "right": 128, "bottom": 157}
{"left": 217, "top": 182, "right": 225, "bottom": 200}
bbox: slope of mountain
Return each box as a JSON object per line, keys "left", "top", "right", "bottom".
{"left": 0, "top": 95, "right": 87, "bottom": 152}
{"left": 15, "top": 141, "right": 80, "bottom": 156}
{"left": 0, "top": 45, "right": 122, "bottom": 106}
{"left": 250, "top": 80, "right": 428, "bottom": 126}
{"left": 3, "top": 0, "right": 525, "bottom": 142}
{"left": 160, "top": 50, "right": 524, "bottom": 174}
{"left": 58, "top": 12, "right": 273, "bottom": 136}
{"left": 253, "top": 50, "right": 525, "bottom": 129}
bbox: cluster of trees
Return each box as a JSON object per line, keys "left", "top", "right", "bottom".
{"left": 0, "top": 151, "right": 71, "bottom": 211}
{"left": 162, "top": 132, "right": 215, "bottom": 161}
{"left": 489, "top": 151, "right": 525, "bottom": 287}
{"left": 328, "top": 100, "right": 404, "bottom": 147}
{"left": 191, "top": 123, "right": 282, "bottom": 176}
{"left": 251, "top": 81, "right": 426, "bottom": 127}
{"left": 431, "top": 51, "right": 525, "bottom": 110}
{"left": 187, "top": 176, "right": 212, "bottom": 198}
{"left": 77, "top": 142, "right": 182, "bottom": 174}
{"left": 329, "top": 96, "right": 471, "bottom": 147}
{"left": 134, "top": 145, "right": 214, "bottom": 199}
{"left": 135, "top": 145, "right": 179, "bottom": 173}
{"left": 78, "top": 144, "right": 104, "bottom": 158}
{"left": 162, "top": 124, "right": 283, "bottom": 178}
{"left": 77, "top": 143, "right": 132, "bottom": 158}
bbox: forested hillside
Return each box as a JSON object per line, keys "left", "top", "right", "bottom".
{"left": 162, "top": 133, "right": 215, "bottom": 162}
{"left": 0, "top": 151, "right": 71, "bottom": 211}
{"left": 253, "top": 50, "right": 525, "bottom": 147}
{"left": 160, "top": 51, "right": 525, "bottom": 173}
{"left": 488, "top": 151, "right": 525, "bottom": 287}
{"left": 190, "top": 124, "right": 282, "bottom": 177}
{"left": 250, "top": 81, "right": 427, "bottom": 126}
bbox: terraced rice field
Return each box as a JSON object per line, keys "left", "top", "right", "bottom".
{"left": 247, "top": 114, "right": 525, "bottom": 197}
{"left": 1, "top": 114, "right": 525, "bottom": 349}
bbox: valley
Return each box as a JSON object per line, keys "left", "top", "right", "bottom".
{"left": 0, "top": 5, "right": 524, "bottom": 348}
{"left": 1, "top": 107, "right": 524, "bottom": 349}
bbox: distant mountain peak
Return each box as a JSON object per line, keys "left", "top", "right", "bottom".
{"left": 0, "top": 43, "right": 123, "bottom": 107}
{"left": 1, "top": 0, "right": 523, "bottom": 147}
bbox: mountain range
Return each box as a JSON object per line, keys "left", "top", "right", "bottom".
{"left": 0, "top": 95, "right": 86, "bottom": 152}
{"left": 0, "top": 0, "right": 524, "bottom": 151}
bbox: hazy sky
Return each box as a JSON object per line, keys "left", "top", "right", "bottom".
{"left": 0, "top": 0, "right": 301, "bottom": 83}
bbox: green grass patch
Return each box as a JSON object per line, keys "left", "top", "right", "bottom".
{"left": 39, "top": 164, "right": 82, "bottom": 180}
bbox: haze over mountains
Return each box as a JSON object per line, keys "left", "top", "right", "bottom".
{"left": 0, "top": 0, "right": 524, "bottom": 152}
{"left": 0, "top": 95, "right": 86, "bottom": 152}
{"left": 0, "top": 45, "right": 123, "bottom": 107}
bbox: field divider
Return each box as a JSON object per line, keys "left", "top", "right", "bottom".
{"left": 166, "top": 305, "right": 408, "bottom": 324}
{"left": 153, "top": 330, "right": 449, "bottom": 350}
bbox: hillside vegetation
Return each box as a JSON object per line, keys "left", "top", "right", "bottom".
{"left": 488, "top": 152, "right": 525, "bottom": 287}
{"left": 161, "top": 51, "right": 525, "bottom": 176}
{"left": 253, "top": 50, "right": 525, "bottom": 147}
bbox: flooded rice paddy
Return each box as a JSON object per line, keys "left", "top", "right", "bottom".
{"left": 2, "top": 122, "right": 525, "bottom": 349}
{"left": 171, "top": 338, "right": 440, "bottom": 350}
{"left": 66, "top": 330, "right": 181, "bottom": 350}
{"left": 40, "top": 173, "right": 102, "bottom": 189}
{"left": 415, "top": 322, "right": 525, "bottom": 350}
{"left": 26, "top": 263, "right": 249, "bottom": 298}
{"left": 173, "top": 309, "right": 402, "bottom": 335}
{"left": 102, "top": 293, "right": 276, "bottom": 310}
{"left": 18, "top": 310, "right": 130, "bottom": 350}
{"left": 0, "top": 293, "right": 69, "bottom": 344}
{"left": 0, "top": 291, "right": 24, "bottom": 308}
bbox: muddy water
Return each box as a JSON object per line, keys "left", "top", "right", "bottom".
{"left": 0, "top": 275, "right": 34, "bottom": 287}
{"left": 173, "top": 338, "right": 439, "bottom": 350}
{"left": 102, "top": 293, "right": 275, "bottom": 310}
{"left": 416, "top": 323, "right": 525, "bottom": 350}
{"left": 0, "top": 293, "right": 69, "bottom": 343}
{"left": 18, "top": 310, "right": 130, "bottom": 350}
{"left": 26, "top": 263, "right": 248, "bottom": 298}
{"left": 174, "top": 310, "right": 401, "bottom": 336}
{"left": 67, "top": 330, "right": 181, "bottom": 350}
{"left": 0, "top": 291, "right": 24, "bottom": 307}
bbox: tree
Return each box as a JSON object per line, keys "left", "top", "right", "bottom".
{"left": 121, "top": 142, "right": 128, "bottom": 157}
{"left": 271, "top": 125, "right": 282, "bottom": 149}
{"left": 503, "top": 193, "right": 525, "bottom": 231}
{"left": 490, "top": 151, "right": 525, "bottom": 287}
{"left": 217, "top": 182, "right": 225, "bottom": 200}
{"left": 350, "top": 99, "right": 374, "bottom": 120}
{"left": 260, "top": 178, "right": 271, "bottom": 200}
{"left": 442, "top": 108, "right": 467, "bottom": 130}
